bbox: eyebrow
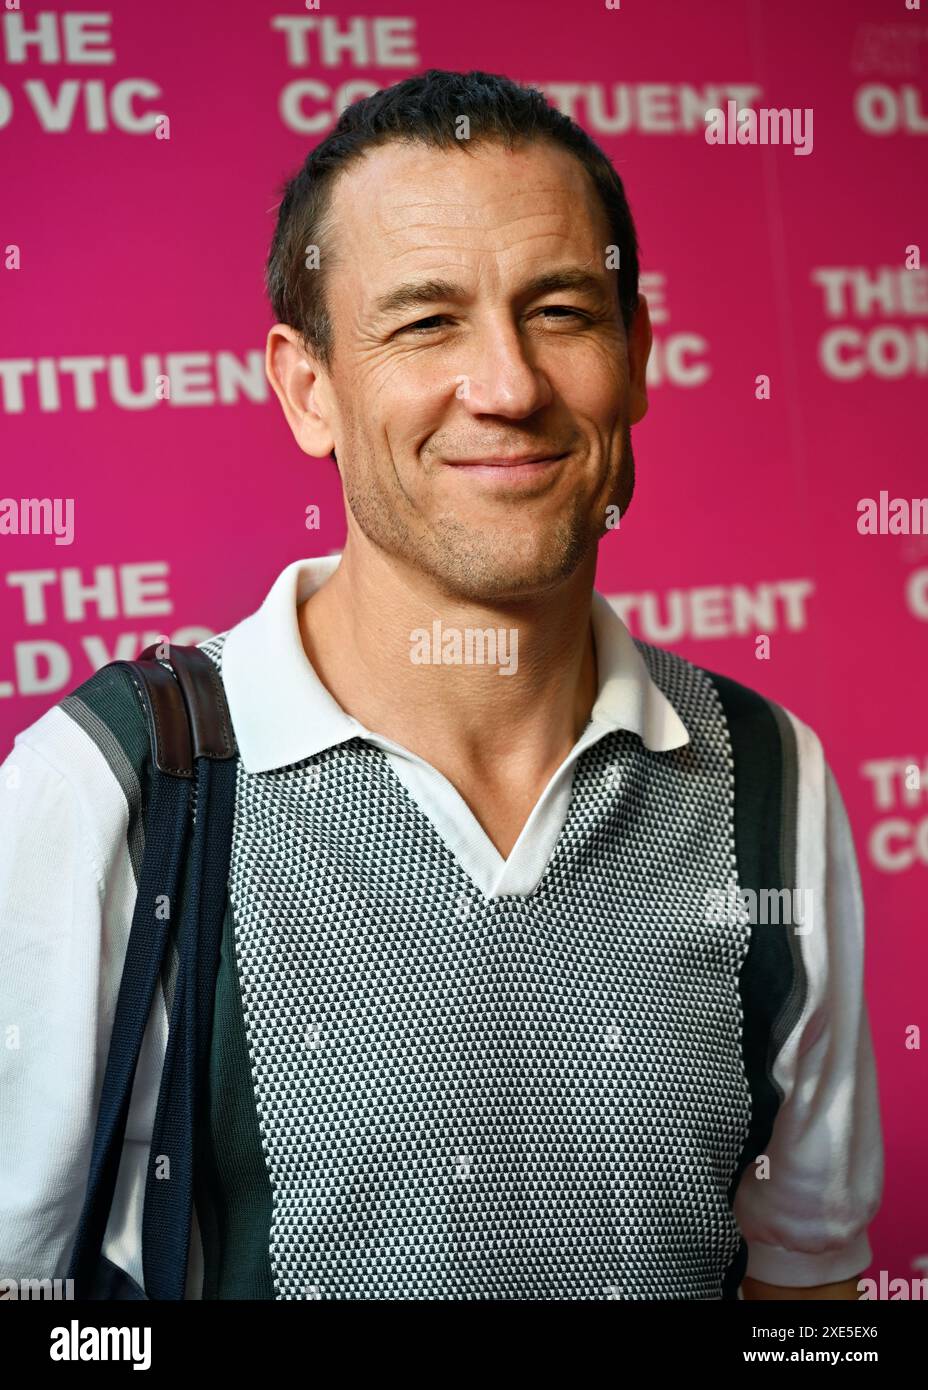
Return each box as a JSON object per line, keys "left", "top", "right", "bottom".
{"left": 371, "top": 268, "right": 612, "bottom": 322}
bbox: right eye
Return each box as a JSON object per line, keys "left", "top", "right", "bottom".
{"left": 398, "top": 316, "right": 451, "bottom": 334}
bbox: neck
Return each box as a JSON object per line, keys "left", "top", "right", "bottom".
{"left": 298, "top": 538, "right": 599, "bottom": 788}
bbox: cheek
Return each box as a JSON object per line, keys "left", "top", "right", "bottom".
{"left": 546, "top": 338, "right": 628, "bottom": 417}
{"left": 376, "top": 369, "right": 449, "bottom": 454}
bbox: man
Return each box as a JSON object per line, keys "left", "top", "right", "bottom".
{"left": 0, "top": 69, "right": 882, "bottom": 1300}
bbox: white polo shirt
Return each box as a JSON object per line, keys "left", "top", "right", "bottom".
{"left": 0, "top": 554, "right": 884, "bottom": 1297}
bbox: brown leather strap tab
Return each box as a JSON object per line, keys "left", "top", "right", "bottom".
{"left": 115, "top": 656, "right": 194, "bottom": 778}
{"left": 136, "top": 642, "right": 238, "bottom": 764}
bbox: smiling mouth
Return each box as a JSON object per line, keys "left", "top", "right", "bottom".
{"left": 440, "top": 453, "right": 568, "bottom": 481}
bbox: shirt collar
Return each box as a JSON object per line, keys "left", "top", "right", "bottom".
{"left": 219, "top": 554, "right": 690, "bottom": 773}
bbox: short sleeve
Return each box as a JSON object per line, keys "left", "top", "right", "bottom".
{"left": 0, "top": 732, "right": 111, "bottom": 1283}
{"left": 733, "top": 717, "right": 884, "bottom": 1287}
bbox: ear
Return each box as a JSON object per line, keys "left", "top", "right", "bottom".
{"left": 265, "top": 323, "right": 336, "bottom": 458}
{"left": 626, "top": 294, "right": 653, "bottom": 425}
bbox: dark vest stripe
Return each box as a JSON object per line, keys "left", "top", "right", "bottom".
{"left": 61, "top": 668, "right": 149, "bottom": 885}
{"left": 705, "top": 670, "right": 805, "bottom": 1297}
{"left": 766, "top": 701, "right": 807, "bottom": 1061}
{"left": 196, "top": 897, "right": 276, "bottom": 1298}
{"left": 60, "top": 667, "right": 181, "bottom": 1013}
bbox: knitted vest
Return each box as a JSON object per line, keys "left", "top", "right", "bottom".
{"left": 65, "top": 631, "right": 802, "bottom": 1300}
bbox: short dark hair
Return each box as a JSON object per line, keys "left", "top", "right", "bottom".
{"left": 265, "top": 69, "right": 641, "bottom": 370}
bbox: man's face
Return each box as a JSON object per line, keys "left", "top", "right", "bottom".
{"left": 306, "top": 138, "right": 650, "bottom": 602}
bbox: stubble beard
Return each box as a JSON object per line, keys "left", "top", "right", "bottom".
{"left": 339, "top": 425, "right": 635, "bottom": 605}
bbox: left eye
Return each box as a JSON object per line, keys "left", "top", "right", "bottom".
{"left": 399, "top": 316, "right": 450, "bottom": 334}
{"left": 537, "top": 306, "right": 586, "bottom": 321}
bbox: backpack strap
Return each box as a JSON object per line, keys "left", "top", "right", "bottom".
{"left": 139, "top": 645, "right": 239, "bottom": 1299}
{"left": 129, "top": 644, "right": 237, "bottom": 776}
{"left": 68, "top": 643, "right": 238, "bottom": 1300}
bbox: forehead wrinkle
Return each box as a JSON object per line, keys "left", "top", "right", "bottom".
{"left": 372, "top": 176, "right": 586, "bottom": 220}
{"left": 373, "top": 221, "right": 595, "bottom": 268}
{"left": 378, "top": 219, "right": 578, "bottom": 249}
{"left": 374, "top": 205, "right": 580, "bottom": 237}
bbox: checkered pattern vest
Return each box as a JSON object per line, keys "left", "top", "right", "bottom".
{"left": 67, "top": 629, "right": 802, "bottom": 1300}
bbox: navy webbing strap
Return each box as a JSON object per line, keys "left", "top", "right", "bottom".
{"left": 67, "top": 765, "right": 191, "bottom": 1296}
{"left": 142, "top": 753, "right": 237, "bottom": 1299}
{"left": 68, "top": 647, "right": 238, "bottom": 1300}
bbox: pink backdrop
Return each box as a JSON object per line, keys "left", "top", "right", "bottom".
{"left": 2, "top": 0, "right": 925, "bottom": 1288}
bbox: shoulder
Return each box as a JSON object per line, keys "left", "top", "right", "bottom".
{"left": 1, "top": 633, "right": 227, "bottom": 863}
{"left": 2, "top": 663, "right": 160, "bottom": 891}
{"left": 13, "top": 661, "right": 152, "bottom": 801}
{"left": 634, "top": 636, "right": 826, "bottom": 773}
{"left": 9, "top": 632, "right": 235, "bottom": 796}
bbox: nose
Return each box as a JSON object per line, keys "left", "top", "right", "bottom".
{"left": 456, "top": 320, "right": 554, "bottom": 419}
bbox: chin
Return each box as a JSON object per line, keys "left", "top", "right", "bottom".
{"left": 424, "top": 525, "right": 593, "bottom": 604}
